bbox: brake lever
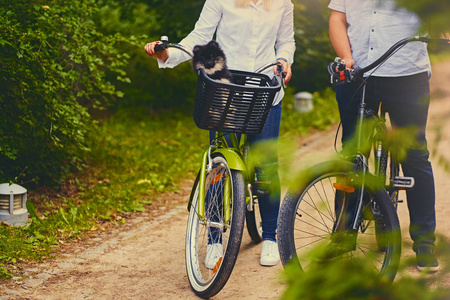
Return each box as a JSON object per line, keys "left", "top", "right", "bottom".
{"left": 277, "top": 63, "right": 287, "bottom": 88}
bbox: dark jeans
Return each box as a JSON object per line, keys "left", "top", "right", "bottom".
{"left": 335, "top": 72, "right": 436, "bottom": 251}
{"left": 209, "top": 102, "right": 282, "bottom": 242}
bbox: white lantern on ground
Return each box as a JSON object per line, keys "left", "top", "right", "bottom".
{"left": 0, "top": 183, "right": 28, "bottom": 226}
{"left": 294, "top": 91, "right": 314, "bottom": 113}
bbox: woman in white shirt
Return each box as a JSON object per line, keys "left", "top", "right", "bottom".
{"left": 145, "top": 0, "right": 295, "bottom": 267}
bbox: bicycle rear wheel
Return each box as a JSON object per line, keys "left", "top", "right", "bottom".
{"left": 245, "top": 197, "right": 262, "bottom": 243}
{"left": 185, "top": 154, "right": 246, "bottom": 298}
{"left": 278, "top": 160, "right": 401, "bottom": 281}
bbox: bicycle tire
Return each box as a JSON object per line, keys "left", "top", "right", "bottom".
{"left": 278, "top": 160, "right": 401, "bottom": 281}
{"left": 245, "top": 198, "right": 262, "bottom": 243}
{"left": 185, "top": 154, "right": 246, "bottom": 298}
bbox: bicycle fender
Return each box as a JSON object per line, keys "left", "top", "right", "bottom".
{"left": 187, "top": 149, "right": 247, "bottom": 213}
{"left": 214, "top": 148, "right": 247, "bottom": 171}
{"left": 187, "top": 169, "right": 200, "bottom": 212}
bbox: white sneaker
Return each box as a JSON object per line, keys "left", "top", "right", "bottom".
{"left": 204, "top": 243, "right": 223, "bottom": 269}
{"left": 260, "top": 240, "right": 280, "bottom": 266}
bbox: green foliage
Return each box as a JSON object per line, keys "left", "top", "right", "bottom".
{"left": 149, "top": 0, "right": 205, "bottom": 41}
{"left": 0, "top": 0, "right": 135, "bottom": 185}
{"left": 94, "top": 0, "right": 199, "bottom": 112}
{"left": 280, "top": 87, "right": 340, "bottom": 137}
{"left": 282, "top": 236, "right": 450, "bottom": 300}
{"left": 0, "top": 264, "right": 13, "bottom": 278}
{"left": 291, "top": 0, "right": 335, "bottom": 93}
{"left": 395, "top": 0, "right": 450, "bottom": 34}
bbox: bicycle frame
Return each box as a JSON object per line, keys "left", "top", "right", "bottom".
{"left": 346, "top": 83, "right": 372, "bottom": 231}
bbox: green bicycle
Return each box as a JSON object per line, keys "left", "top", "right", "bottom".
{"left": 155, "top": 37, "right": 283, "bottom": 298}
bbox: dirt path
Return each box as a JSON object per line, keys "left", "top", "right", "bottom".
{"left": 2, "top": 61, "right": 450, "bottom": 300}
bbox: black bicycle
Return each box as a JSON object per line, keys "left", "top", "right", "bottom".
{"left": 277, "top": 36, "right": 450, "bottom": 281}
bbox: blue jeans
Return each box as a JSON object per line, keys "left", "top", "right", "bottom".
{"left": 209, "top": 102, "right": 282, "bottom": 242}
{"left": 336, "top": 72, "right": 436, "bottom": 251}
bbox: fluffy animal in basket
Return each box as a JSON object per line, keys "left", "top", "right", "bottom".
{"left": 192, "top": 40, "right": 233, "bottom": 83}
{"left": 192, "top": 40, "right": 236, "bottom": 129}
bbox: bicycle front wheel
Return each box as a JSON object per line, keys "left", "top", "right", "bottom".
{"left": 185, "top": 154, "right": 246, "bottom": 298}
{"left": 278, "top": 160, "right": 401, "bottom": 281}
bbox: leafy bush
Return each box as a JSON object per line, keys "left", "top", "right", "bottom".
{"left": 0, "top": 0, "right": 134, "bottom": 185}
{"left": 94, "top": 1, "right": 198, "bottom": 112}
{"left": 291, "top": 0, "right": 336, "bottom": 93}
{"left": 395, "top": 0, "right": 450, "bottom": 34}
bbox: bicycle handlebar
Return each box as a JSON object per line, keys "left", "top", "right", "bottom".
{"left": 152, "top": 36, "right": 285, "bottom": 77}
{"left": 154, "top": 36, "right": 194, "bottom": 58}
{"left": 329, "top": 36, "right": 450, "bottom": 86}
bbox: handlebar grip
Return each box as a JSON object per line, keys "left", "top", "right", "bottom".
{"left": 154, "top": 43, "right": 167, "bottom": 53}
{"left": 154, "top": 35, "right": 169, "bottom": 53}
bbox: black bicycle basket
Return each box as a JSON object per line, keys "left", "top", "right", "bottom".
{"left": 193, "top": 68, "right": 281, "bottom": 134}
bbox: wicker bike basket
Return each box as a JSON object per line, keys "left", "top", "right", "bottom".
{"left": 193, "top": 68, "right": 282, "bottom": 134}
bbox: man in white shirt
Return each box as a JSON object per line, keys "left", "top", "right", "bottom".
{"left": 328, "top": 0, "right": 439, "bottom": 273}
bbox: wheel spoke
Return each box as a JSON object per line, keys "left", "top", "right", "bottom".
{"left": 294, "top": 216, "right": 332, "bottom": 235}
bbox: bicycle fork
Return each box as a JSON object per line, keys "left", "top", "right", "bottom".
{"left": 191, "top": 145, "right": 246, "bottom": 225}
{"left": 332, "top": 155, "right": 369, "bottom": 252}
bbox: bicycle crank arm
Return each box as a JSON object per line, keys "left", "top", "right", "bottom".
{"left": 393, "top": 176, "right": 415, "bottom": 189}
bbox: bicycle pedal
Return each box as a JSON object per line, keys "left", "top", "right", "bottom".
{"left": 393, "top": 176, "right": 415, "bottom": 189}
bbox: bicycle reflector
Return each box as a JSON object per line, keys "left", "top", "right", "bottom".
{"left": 333, "top": 182, "right": 355, "bottom": 193}
{"left": 212, "top": 257, "right": 223, "bottom": 274}
{"left": 211, "top": 173, "right": 223, "bottom": 185}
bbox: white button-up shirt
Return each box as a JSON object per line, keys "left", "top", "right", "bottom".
{"left": 329, "top": 0, "right": 431, "bottom": 77}
{"left": 158, "top": 0, "right": 295, "bottom": 105}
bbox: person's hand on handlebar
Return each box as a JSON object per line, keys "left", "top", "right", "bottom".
{"left": 274, "top": 58, "right": 292, "bottom": 84}
{"left": 144, "top": 41, "right": 169, "bottom": 62}
{"left": 341, "top": 57, "right": 355, "bottom": 70}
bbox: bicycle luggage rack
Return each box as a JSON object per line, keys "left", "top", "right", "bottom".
{"left": 193, "top": 69, "right": 281, "bottom": 134}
